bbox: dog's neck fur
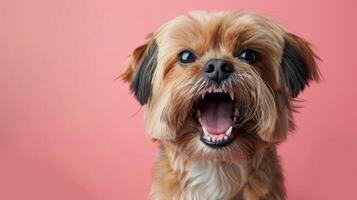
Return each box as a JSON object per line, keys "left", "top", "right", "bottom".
{"left": 182, "top": 160, "right": 245, "bottom": 200}
{"left": 150, "top": 144, "right": 285, "bottom": 200}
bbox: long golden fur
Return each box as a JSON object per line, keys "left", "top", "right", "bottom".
{"left": 122, "top": 11, "right": 319, "bottom": 200}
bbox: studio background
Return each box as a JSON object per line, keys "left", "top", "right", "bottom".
{"left": 1, "top": 0, "right": 356, "bottom": 199}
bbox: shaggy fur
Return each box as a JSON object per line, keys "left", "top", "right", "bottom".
{"left": 122, "top": 11, "right": 319, "bottom": 200}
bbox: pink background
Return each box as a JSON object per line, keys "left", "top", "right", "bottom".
{"left": 1, "top": 0, "right": 356, "bottom": 199}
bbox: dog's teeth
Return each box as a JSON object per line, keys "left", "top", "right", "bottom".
{"left": 229, "top": 90, "right": 234, "bottom": 100}
{"left": 222, "top": 87, "right": 227, "bottom": 93}
{"left": 223, "top": 135, "right": 228, "bottom": 141}
{"left": 202, "top": 126, "right": 209, "bottom": 136}
{"left": 202, "top": 93, "right": 205, "bottom": 99}
{"left": 204, "top": 134, "right": 210, "bottom": 141}
{"left": 225, "top": 126, "right": 232, "bottom": 136}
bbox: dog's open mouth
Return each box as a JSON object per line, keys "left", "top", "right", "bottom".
{"left": 194, "top": 87, "right": 237, "bottom": 148}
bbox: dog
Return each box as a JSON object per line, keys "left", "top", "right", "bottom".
{"left": 121, "top": 11, "right": 320, "bottom": 200}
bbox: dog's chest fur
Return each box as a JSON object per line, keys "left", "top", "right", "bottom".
{"left": 183, "top": 160, "right": 245, "bottom": 200}
{"left": 151, "top": 147, "right": 247, "bottom": 200}
{"left": 150, "top": 146, "right": 286, "bottom": 200}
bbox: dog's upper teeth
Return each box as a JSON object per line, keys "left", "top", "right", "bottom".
{"left": 229, "top": 89, "right": 234, "bottom": 100}
{"left": 225, "top": 126, "right": 232, "bottom": 136}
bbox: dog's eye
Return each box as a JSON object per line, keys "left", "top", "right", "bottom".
{"left": 178, "top": 50, "right": 197, "bottom": 64}
{"left": 236, "top": 49, "right": 258, "bottom": 64}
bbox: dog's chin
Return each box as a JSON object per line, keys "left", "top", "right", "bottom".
{"left": 192, "top": 87, "right": 240, "bottom": 149}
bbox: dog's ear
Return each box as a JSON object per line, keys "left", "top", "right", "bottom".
{"left": 260, "top": 33, "right": 320, "bottom": 143}
{"left": 281, "top": 33, "right": 320, "bottom": 98}
{"left": 121, "top": 38, "right": 158, "bottom": 105}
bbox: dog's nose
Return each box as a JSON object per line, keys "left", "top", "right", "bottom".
{"left": 204, "top": 59, "right": 234, "bottom": 83}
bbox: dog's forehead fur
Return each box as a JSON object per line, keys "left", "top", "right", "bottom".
{"left": 156, "top": 11, "right": 285, "bottom": 52}
{"left": 151, "top": 12, "right": 287, "bottom": 90}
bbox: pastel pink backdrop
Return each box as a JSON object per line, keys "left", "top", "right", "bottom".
{"left": 1, "top": 0, "right": 356, "bottom": 199}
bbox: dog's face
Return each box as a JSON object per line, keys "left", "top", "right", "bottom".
{"left": 122, "top": 12, "right": 319, "bottom": 162}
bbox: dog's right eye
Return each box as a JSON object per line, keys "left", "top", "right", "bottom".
{"left": 178, "top": 50, "right": 197, "bottom": 64}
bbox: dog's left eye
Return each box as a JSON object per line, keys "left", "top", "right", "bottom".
{"left": 178, "top": 50, "right": 197, "bottom": 64}
{"left": 236, "top": 49, "right": 258, "bottom": 64}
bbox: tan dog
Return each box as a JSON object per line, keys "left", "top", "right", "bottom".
{"left": 122, "top": 11, "right": 319, "bottom": 200}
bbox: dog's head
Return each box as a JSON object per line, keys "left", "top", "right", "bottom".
{"left": 122, "top": 11, "right": 319, "bottom": 162}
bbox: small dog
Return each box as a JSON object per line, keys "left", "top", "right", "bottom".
{"left": 122, "top": 11, "right": 319, "bottom": 200}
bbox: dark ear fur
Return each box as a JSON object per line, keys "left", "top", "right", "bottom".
{"left": 260, "top": 33, "right": 321, "bottom": 143}
{"left": 121, "top": 40, "right": 158, "bottom": 105}
{"left": 282, "top": 33, "right": 320, "bottom": 97}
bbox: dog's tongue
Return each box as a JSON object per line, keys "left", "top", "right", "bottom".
{"left": 199, "top": 100, "right": 233, "bottom": 135}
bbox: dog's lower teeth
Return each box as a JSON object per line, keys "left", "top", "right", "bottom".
{"left": 202, "top": 125, "right": 233, "bottom": 145}
{"left": 225, "top": 126, "right": 232, "bottom": 136}
{"left": 202, "top": 126, "right": 209, "bottom": 136}
{"left": 203, "top": 134, "right": 210, "bottom": 141}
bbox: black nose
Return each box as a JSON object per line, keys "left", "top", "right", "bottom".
{"left": 203, "top": 59, "right": 234, "bottom": 83}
